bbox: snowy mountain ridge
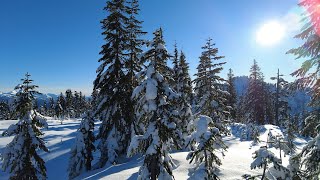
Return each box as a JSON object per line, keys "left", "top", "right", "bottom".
{"left": 233, "top": 76, "right": 311, "bottom": 114}
{"left": 0, "top": 90, "right": 58, "bottom": 105}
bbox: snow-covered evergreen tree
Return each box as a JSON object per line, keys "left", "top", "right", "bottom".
{"left": 176, "top": 51, "right": 193, "bottom": 147}
{"left": 301, "top": 109, "right": 320, "bottom": 138}
{"left": 240, "top": 122, "right": 260, "bottom": 144}
{"left": 193, "top": 38, "right": 229, "bottom": 135}
{"left": 1, "top": 73, "right": 49, "bottom": 180}
{"left": 270, "top": 69, "right": 290, "bottom": 126}
{"left": 93, "top": 0, "right": 132, "bottom": 167}
{"left": 90, "top": 89, "right": 100, "bottom": 115}
{"left": 226, "top": 68, "right": 237, "bottom": 121}
{"left": 55, "top": 100, "right": 63, "bottom": 120}
{"left": 169, "top": 47, "right": 194, "bottom": 148}
{"left": 128, "top": 28, "right": 178, "bottom": 180}
{"left": 285, "top": 116, "right": 297, "bottom": 154}
{"left": 55, "top": 93, "right": 66, "bottom": 119}
{"left": 289, "top": 125, "right": 320, "bottom": 179}
{"left": 65, "top": 89, "right": 74, "bottom": 118}
{"left": 40, "top": 101, "right": 48, "bottom": 116}
{"left": 251, "top": 146, "right": 291, "bottom": 180}
{"left": 251, "top": 126, "right": 260, "bottom": 146}
{"left": 249, "top": 123, "right": 260, "bottom": 145}
{"left": 186, "top": 115, "right": 227, "bottom": 180}
{"left": 244, "top": 60, "right": 265, "bottom": 125}
{"left": 178, "top": 51, "right": 193, "bottom": 103}
{"left": 68, "top": 112, "right": 96, "bottom": 179}
{"left": 172, "top": 43, "right": 180, "bottom": 91}
{"left": 73, "top": 91, "right": 80, "bottom": 118}
{"left": 236, "top": 95, "right": 247, "bottom": 124}
{"left": 47, "top": 98, "right": 55, "bottom": 117}
{"left": 262, "top": 81, "right": 275, "bottom": 125}
{"left": 0, "top": 101, "right": 11, "bottom": 120}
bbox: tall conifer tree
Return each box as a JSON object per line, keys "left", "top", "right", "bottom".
{"left": 177, "top": 51, "right": 193, "bottom": 102}
{"left": 287, "top": 0, "right": 320, "bottom": 137}
{"left": 226, "top": 68, "right": 237, "bottom": 121}
{"left": 193, "top": 38, "right": 229, "bottom": 134}
{"left": 94, "top": 0, "right": 131, "bottom": 167}
{"left": 128, "top": 28, "right": 177, "bottom": 180}
{"left": 1, "top": 73, "right": 49, "bottom": 180}
{"left": 176, "top": 51, "right": 193, "bottom": 144}
{"left": 287, "top": 1, "right": 320, "bottom": 178}
{"left": 245, "top": 60, "right": 265, "bottom": 124}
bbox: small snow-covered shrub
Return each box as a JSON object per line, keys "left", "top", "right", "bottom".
{"left": 186, "top": 115, "right": 227, "bottom": 180}
{"left": 250, "top": 146, "right": 291, "bottom": 180}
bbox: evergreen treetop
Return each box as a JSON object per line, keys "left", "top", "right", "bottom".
{"left": 194, "top": 38, "right": 229, "bottom": 134}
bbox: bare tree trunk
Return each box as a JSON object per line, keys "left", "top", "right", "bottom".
{"left": 261, "top": 161, "right": 267, "bottom": 180}
{"left": 149, "top": 154, "right": 159, "bottom": 180}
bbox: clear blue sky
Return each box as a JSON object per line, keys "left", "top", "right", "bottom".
{"left": 0, "top": 0, "right": 304, "bottom": 95}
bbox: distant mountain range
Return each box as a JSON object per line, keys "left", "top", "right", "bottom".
{"left": 0, "top": 90, "right": 58, "bottom": 106}
{"left": 232, "top": 76, "right": 311, "bottom": 114}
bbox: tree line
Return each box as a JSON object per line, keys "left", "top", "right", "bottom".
{"left": 0, "top": 89, "right": 91, "bottom": 120}
{"left": 0, "top": 0, "right": 319, "bottom": 179}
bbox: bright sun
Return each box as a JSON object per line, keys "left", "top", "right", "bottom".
{"left": 256, "top": 21, "right": 285, "bottom": 46}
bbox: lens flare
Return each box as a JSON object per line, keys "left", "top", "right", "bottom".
{"left": 256, "top": 21, "right": 285, "bottom": 46}
{"left": 300, "top": 0, "right": 320, "bottom": 35}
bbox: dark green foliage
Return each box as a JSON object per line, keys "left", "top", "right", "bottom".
{"left": 193, "top": 38, "right": 229, "bottom": 135}
{"left": 90, "top": 89, "right": 99, "bottom": 115}
{"left": 124, "top": 0, "right": 146, "bottom": 150}
{"left": 94, "top": 0, "right": 145, "bottom": 167}
{"left": 286, "top": 116, "right": 297, "bottom": 154}
{"left": 286, "top": 2, "right": 320, "bottom": 178}
{"left": 0, "top": 101, "right": 12, "bottom": 120}
{"left": 172, "top": 43, "right": 180, "bottom": 90}
{"left": 286, "top": 0, "right": 320, "bottom": 138}
{"left": 244, "top": 60, "right": 266, "bottom": 124}
{"left": 178, "top": 51, "right": 193, "bottom": 103}
{"left": 226, "top": 68, "right": 237, "bottom": 121}
{"left": 262, "top": 82, "right": 275, "bottom": 125}
{"left": 270, "top": 69, "right": 290, "bottom": 127}
{"left": 301, "top": 107, "right": 320, "bottom": 137}
{"left": 47, "top": 98, "right": 55, "bottom": 117}
{"left": 286, "top": 0, "right": 320, "bottom": 103}
{"left": 55, "top": 93, "right": 65, "bottom": 119}
{"left": 65, "top": 89, "right": 74, "bottom": 117}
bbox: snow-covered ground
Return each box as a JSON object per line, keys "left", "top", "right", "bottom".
{"left": 0, "top": 119, "right": 309, "bottom": 180}
{"left": 0, "top": 119, "right": 89, "bottom": 180}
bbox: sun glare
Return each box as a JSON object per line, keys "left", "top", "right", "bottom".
{"left": 256, "top": 21, "right": 285, "bottom": 46}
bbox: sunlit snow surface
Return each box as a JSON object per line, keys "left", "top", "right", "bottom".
{"left": 0, "top": 120, "right": 309, "bottom": 180}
